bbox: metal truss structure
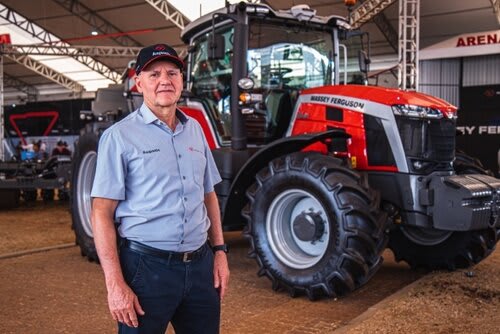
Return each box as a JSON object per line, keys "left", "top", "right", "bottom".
{"left": 491, "top": 0, "right": 500, "bottom": 25}
{"left": 51, "top": 0, "right": 141, "bottom": 47}
{"left": 398, "top": 0, "right": 420, "bottom": 91}
{"left": 350, "top": 0, "right": 397, "bottom": 29}
{"left": 3, "top": 73, "right": 38, "bottom": 99}
{"left": 358, "top": 0, "right": 398, "bottom": 51}
{"left": 145, "top": 0, "right": 190, "bottom": 30}
{"left": 5, "top": 53, "right": 85, "bottom": 92}
{"left": 1, "top": 44, "right": 142, "bottom": 58}
{"left": 0, "top": 4, "right": 121, "bottom": 85}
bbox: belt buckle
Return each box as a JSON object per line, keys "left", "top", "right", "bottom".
{"left": 183, "top": 252, "right": 192, "bottom": 262}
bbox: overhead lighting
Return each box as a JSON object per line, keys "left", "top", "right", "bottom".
{"left": 91, "top": 30, "right": 99, "bottom": 36}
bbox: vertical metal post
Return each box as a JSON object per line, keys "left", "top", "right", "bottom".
{"left": 0, "top": 55, "right": 4, "bottom": 161}
{"left": 230, "top": 3, "right": 248, "bottom": 150}
{"left": 398, "top": 0, "right": 420, "bottom": 91}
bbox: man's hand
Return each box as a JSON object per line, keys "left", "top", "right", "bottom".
{"left": 107, "top": 279, "right": 145, "bottom": 328}
{"left": 213, "top": 251, "right": 230, "bottom": 300}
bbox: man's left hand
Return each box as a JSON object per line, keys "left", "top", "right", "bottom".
{"left": 213, "top": 252, "right": 230, "bottom": 300}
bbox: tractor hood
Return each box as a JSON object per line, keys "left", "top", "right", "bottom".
{"left": 302, "top": 85, "right": 457, "bottom": 113}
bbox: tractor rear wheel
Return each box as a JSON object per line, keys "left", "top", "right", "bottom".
{"left": 243, "top": 152, "right": 387, "bottom": 299}
{"left": 71, "top": 132, "right": 99, "bottom": 262}
{"left": 388, "top": 151, "right": 498, "bottom": 270}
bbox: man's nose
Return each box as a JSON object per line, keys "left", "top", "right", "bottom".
{"left": 159, "top": 71, "right": 173, "bottom": 82}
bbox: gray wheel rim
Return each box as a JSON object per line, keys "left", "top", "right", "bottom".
{"left": 76, "top": 151, "right": 97, "bottom": 238}
{"left": 401, "top": 226, "right": 452, "bottom": 246}
{"left": 266, "top": 189, "right": 330, "bottom": 269}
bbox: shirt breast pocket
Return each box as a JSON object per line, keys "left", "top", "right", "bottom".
{"left": 191, "top": 153, "right": 206, "bottom": 187}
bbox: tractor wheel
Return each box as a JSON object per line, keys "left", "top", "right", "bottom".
{"left": 243, "top": 152, "right": 387, "bottom": 299}
{"left": 0, "top": 189, "right": 20, "bottom": 210}
{"left": 453, "top": 150, "right": 494, "bottom": 176}
{"left": 71, "top": 132, "right": 99, "bottom": 262}
{"left": 388, "top": 151, "right": 498, "bottom": 270}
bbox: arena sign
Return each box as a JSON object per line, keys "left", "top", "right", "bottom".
{"left": 420, "top": 29, "right": 500, "bottom": 60}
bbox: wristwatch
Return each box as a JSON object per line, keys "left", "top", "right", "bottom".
{"left": 211, "top": 244, "right": 229, "bottom": 254}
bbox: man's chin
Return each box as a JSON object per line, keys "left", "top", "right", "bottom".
{"left": 154, "top": 99, "right": 176, "bottom": 108}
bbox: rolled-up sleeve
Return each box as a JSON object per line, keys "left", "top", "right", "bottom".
{"left": 91, "top": 129, "right": 127, "bottom": 200}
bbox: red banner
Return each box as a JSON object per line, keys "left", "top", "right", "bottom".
{"left": 0, "top": 33, "right": 11, "bottom": 44}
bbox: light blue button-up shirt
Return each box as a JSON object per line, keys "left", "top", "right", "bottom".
{"left": 91, "top": 103, "right": 222, "bottom": 252}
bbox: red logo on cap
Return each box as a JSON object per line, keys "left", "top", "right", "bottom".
{"left": 154, "top": 45, "right": 166, "bottom": 51}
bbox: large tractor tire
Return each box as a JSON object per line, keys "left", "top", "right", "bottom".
{"left": 71, "top": 132, "right": 99, "bottom": 262}
{"left": 453, "top": 150, "right": 494, "bottom": 176}
{"left": 388, "top": 151, "right": 498, "bottom": 270}
{"left": 0, "top": 189, "right": 20, "bottom": 210}
{"left": 243, "top": 152, "right": 387, "bottom": 299}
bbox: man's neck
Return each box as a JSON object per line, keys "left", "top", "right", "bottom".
{"left": 149, "top": 104, "right": 178, "bottom": 130}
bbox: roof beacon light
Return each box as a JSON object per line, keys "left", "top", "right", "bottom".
{"left": 344, "top": 0, "right": 357, "bottom": 7}
{"left": 290, "top": 5, "right": 316, "bottom": 21}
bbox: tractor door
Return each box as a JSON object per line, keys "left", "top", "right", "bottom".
{"left": 188, "top": 25, "right": 234, "bottom": 146}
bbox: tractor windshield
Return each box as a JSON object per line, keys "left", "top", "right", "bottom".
{"left": 188, "top": 19, "right": 335, "bottom": 145}
{"left": 247, "top": 21, "right": 334, "bottom": 90}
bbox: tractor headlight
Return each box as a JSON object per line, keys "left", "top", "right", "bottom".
{"left": 392, "top": 104, "right": 443, "bottom": 119}
{"left": 238, "top": 77, "right": 255, "bottom": 90}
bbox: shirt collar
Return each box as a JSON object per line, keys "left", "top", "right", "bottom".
{"left": 139, "top": 103, "right": 189, "bottom": 125}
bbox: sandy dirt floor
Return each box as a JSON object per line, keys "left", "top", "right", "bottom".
{"left": 0, "top": 202, "right": 498, "bottom": 333}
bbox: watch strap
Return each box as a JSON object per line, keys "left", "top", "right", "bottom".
{"left": 211, "top": 244, "right": 229, "bottom": 253}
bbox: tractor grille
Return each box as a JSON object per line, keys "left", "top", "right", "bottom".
{"left": 396, "top": 117, "right": 456, "bottom": 166}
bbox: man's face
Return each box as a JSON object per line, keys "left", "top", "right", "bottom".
{"left": 135, "top": 60, "right": 183, "bottom": 109}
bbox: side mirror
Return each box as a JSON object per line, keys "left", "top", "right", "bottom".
{"left": 358, "top": 50, "right": 371, "bottom": 73}
{"left": 209, "top": 34, "right": 225, "bottom": 60}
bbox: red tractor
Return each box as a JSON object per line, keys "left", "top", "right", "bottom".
{"left": 71, "top": 3, "right": 500, "bottom": 299}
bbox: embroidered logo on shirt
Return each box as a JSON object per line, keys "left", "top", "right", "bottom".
{"left": 188, "top": 147, "right": 203, "bottom": 154}
{"left": 143, "top": 148, "right": 160, "bottom": 154}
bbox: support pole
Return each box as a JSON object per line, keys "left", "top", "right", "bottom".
{"left": 0, "top": 55, "right": 4, "bottom": 161}
{"left": 398, "top": 0, "right": 420, "bottom": 91}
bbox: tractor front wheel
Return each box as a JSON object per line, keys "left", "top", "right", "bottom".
{"left": 243, "top": 152, "right": 387, "bottom": 299}
{"left": 388, "top": 151, "right": 498, "bottom": 269}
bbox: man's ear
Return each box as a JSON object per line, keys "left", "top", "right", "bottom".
{"left": 135, "top": 75, "right": 143, "bottom": 93}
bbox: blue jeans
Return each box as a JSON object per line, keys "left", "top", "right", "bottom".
{"left": 118, "top": 242, "right": 220, "bottom": 334}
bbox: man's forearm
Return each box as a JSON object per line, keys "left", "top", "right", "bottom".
{"left": 205, "top": 191, "right": 224, "bottom": 245}
{"left": 91, "top": 199, "right": 124, "bottom": 287}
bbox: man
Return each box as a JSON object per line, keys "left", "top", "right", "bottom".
{"left": 91, "top": 44, "right": 229, "bottom": 334}
{"left": 51, "top": 140, "right": 71, "bottom": 156}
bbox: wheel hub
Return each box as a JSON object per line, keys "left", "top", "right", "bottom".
{"left": 293, "top": 211, "right": 325, "bottom": 242}
{"left": 266, "top": 189, "right": 330, "bottom": 269}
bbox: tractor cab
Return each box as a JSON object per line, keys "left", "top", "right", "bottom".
{"left": 182, "top": 2, "right": 369, "bottom": 148}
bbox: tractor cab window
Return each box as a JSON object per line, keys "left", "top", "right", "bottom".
{"left": 338, "top": 31, "right": 370, "bottom": 85}
{"left": 248, "top": 22, "right": 334, "bottom": 91}
{"left": 189, "top": 26, "right": 234, "bottom": 143}
{"left": 244, "top": 21, "right": 334, "bottom": 143}
{"left": 190, "top": 28, "right": 233, "bottom": 105}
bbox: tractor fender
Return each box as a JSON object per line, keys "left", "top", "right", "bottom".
{"left": 222, "top": 130, "right": 351, "bottom": 229}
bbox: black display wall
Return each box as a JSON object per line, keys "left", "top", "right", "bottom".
{"left": 3, "top": 99, "right": 92, "bottom": 138}
{"left": 457, "top": 85, "right": 500, "bottom": 176}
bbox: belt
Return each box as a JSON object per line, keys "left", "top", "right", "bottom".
{"left": 122, "top": 239, "right": 205, "bottom": 262}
